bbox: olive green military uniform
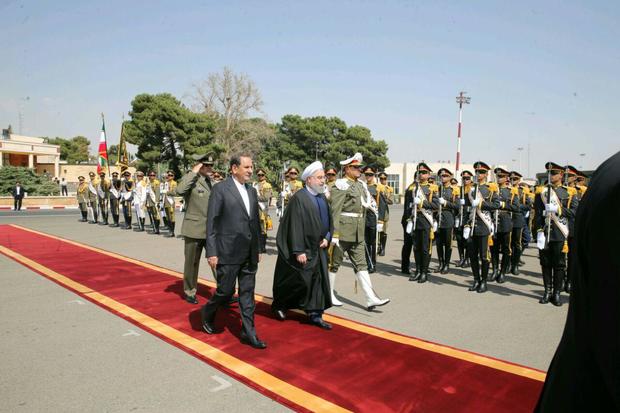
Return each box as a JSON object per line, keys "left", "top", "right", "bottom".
{"left": 176, "top": 171, "right": 212, "bottom": 299}
{"left": 163, "top": 179, "right": 177, "bottom": 237}
{"left": 76, "top": 181, "right": 89, "bottom": 222}
{"left": 145, "top": 178, "right": 161, "bottom": 234}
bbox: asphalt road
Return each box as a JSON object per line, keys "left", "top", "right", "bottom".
{"left": 0, "top": 207, "right": 566, "bottom": 412}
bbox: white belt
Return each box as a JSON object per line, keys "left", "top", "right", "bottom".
{"left": 341, "top": 212, "right": 362, "bottom": 218}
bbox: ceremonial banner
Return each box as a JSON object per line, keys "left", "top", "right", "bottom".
{"left": 97, "top": 114, "right": 109, "bottom": 175}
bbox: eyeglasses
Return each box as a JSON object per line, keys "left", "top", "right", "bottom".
{"left": 364, "top": 173, "right": 375, "bottom": 176}
{"left": 550, "top": 170, "right": 561, "bottom": 176}
{"left": 463, "top": 176, "right": 472, "bottom": 180}
{"left": 510, "top": 176, "right": 519, "bottom": 180}
{"left": 419, "top": 171, "right": 429, "bottom": 175}
{"left": 440, "top": 175, "right": 450, "bottom": 178}
{"left": 289, "top": 172, "right": 298, "bottom": 176}
{"left": 148, "top": 174, "right": 155, "bottom": 177}
{"left": 167, "top": 174, "right": 174, "bottom": 177}
{"left": 349, "top": 165, "right": 362, "bottom": 169}
{"left": 475, "top": 169, "right": 487, "bottom": 174}
{"left": 257, "top": 173, "right": 265, "bottom": 177}
{"left": 326, "top": 173, "right": 336, "bottom": 176}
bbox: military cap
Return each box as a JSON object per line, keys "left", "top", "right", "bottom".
{"left": 473, "top": 161, "right": 491, "bottom": 171}
{"left": 509, "top": 171, "right": 522, "bottom": 178}
{"left": 122, "top": 170, "right": 131, "bottom": 176}
{"left": 192, "top": 153, "right": 214, "bottom": 165}
{"left": 88, "top": 171, "right": 95, "bottom": 177}
{"left": 286, "top": 166, "right": 299, "bottom": 175}
{"left": 564, "top": 165, "right": 578, "bottom": 175}
{"left": 325, "top": 166, "right": 338, "bottom": 174}
{"left": 493, "top": 167, "right": 510, "bottom": 176}
{"left": 111, "top": 171, "right": 119, "bottom": 176}
{"left": 545, "top": 161, "right": 564, "bottom": 172}
{"left": 437, "top": 168, "right": 453, "bottom": 176}
{"left": 256, "top": 168, "right": 267, "bottom": 175}
{"left": 378, "top": 171, "right": 388, "bottom": 179}
{"left": 363, "top": 166, "right": 376, "bottom": 174}
{"left": 340, "top": 152, "right": 364, "bottom": 166}
{"left": 78, "top": 175, "right": 85, "bottom": 180}
{"left": 416, "top": 162, "right": 432, "bottom": 173}
{"left": 450, "top": 178, "right": 458, "bottom": 185}
{"left": 461, "top": 170, "right": 473, "bottom": 177}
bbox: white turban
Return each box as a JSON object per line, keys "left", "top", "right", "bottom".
{"left": 301, "top": 161, "right": 324, "bottom": 181}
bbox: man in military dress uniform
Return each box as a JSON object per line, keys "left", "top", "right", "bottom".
{"left": 145, "top": 171, "right": 161, "bottom": 235}
{"left": 362, "top": 166, "right": 381, "bottom": 273}
{"left": 120, "top": 171, "right": 134, "bottom": 229}
{"left": 108, "top": 171, "right": 122, "bottom": 227}
{"left": 162, "top": 170, "right": 177, "bottom": 237}
{"left": 254, "top": 168, "right": 273, "bottom": 253}
{"left": 76, "top": 176, "right": 89, "bottom": 222}
{"left": 133, "top": 171, "right": 148, "bottom": 231}
{"left": 87, "top": 171, "right": 100, "bottom": 224}
{"left": 454, "top": 170, "right": 473, "bottom": 268}
{"left": 434, "top": 168, "right": 459, "bottom": 274}
{"left": 574, "top": 171, "right": 588, "bottom": 199}
{"left": 463, "top": 161, "right": 500, "bottom": 293}
{"left": 176, "top": 154, "right": 214, "bottom": 304}
{"left": 377, "top": 171, "right": 393, "bottom": 256}
{"left": 534, "top": 162, "right": 578, "bottom": 306}
{"left": 509, "top": 171, "right": 531, "bottom": 275}
{"left": 329, "top": 153, "right": 390, "bottom": 311}
{"left": 97, "top": 171, "right": 111, "bottom": 225}
{"left": 489, "top": 167, "right": 519, "bottom": 283}
{"left": 324, "top": 166, "right": 343, "bottom": 306}
{"left": 402, "top": 162, "right": 438, "bottom": 283}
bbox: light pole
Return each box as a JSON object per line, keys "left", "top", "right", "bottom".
{"left": 517, "top": 147, "right": 524, "bottom": 172}
{"left": 455, "top": 91, "right": 471, "bottom": 180}
{"left": 579, "top": 153, "right": 586, "bottom": 169}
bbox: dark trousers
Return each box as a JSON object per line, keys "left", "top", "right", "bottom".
{"left": 435, "top": 227, "right": 453, "bottom": 265}
{"left": 539, "top": 241, "right": 566, "bottom": 292}
{"left": 109, "top": 198, "right": 120, "bottom": 224}
{"left": 455, "top": 227, "right": 468, "bottom": 261}
{"left": 401, "top": 223, "right": 414, "bottom": 271}
{"left": 491, "top": 231, "right": 512, "bottom": 273}
{"left": 61, "top": 186, "right": 68, "bottom": 196}
{"left": 511, "top": 227, "right": 524, "bottom": 268}
{"left": 413, "top": 227, "right": 432, "bottom": 272}
{"left": 14, "top": 197, "right": 22, "bottom": 211}
{"left": 202, "top": 260, "right": 257, "bottom": 338}
{"left": 522, "top": 224, "right": 532, "bottom": 249}
{"left": 98, "top": 199, "right": 109, "bottom": 222}
{"left": 468, "top": 234, "right": 490, "bottom": 281}
{"left": 183, "top": 237, "right": 206, "bottom": 297}
{"left": 364, "top": 224, "right": 377, "bottom": 271}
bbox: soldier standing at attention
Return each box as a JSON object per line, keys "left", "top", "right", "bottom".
{"left": 324, "top": 166, "right": 343, "bottom": 306}
{"left": 108, "top": 171, "right": 122, "bottom": 227}
{"left": 133, "top": 172, "right": 147, "bottom": 232}
{"left": 120, "top": 171, "right": 134, "bottom": 230}
{"left": 535, "top": 162, "right": 578, "bottom": 306}
{"left": 509, "top": 171, "right": 531, "bottom": 275}
{"left": 176, "top": 154, "right": 214, "bottom": 304}
{"left": 87, "top": 171, "right": 100, "bottom": 224}
{"left": 97, "top": 171, "right": 111, "bottom": 225}
{"left": 76, "top": 176, "right": 89, "bottom": 222}
{"left": 434, "top": 168, "right": 459, "bottom": 274}
{"left": 403, "top": 162, "right": 438, "bottom": 283}
{"left": 163, "top": 170, "right": 177, "bottom": 238}
{"left": 454, "top": 170, "right": 473, "bottom": 268}
{"left": 254, "top": 168, "right": 273, "bottom": 253}
{"left": 329, "top": 153, "right": 390, "bottom": 311}
{"left": 145, "top": 171, "right": 161, "bottom": 235}
{"left": 463, "top": 161, "right": 500, "bottom": 293}
{"left": 362, "top": 166, "right": 380, "bottom": 273}
{"left": 489, "top": 167, "right": 519, "bottom": 283}
{"left": 377, "top": 171, "right": 393, "bottom": 256}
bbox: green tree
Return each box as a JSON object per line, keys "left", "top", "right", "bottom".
{"left": 44, "top": 136, "right": 90, "bottom": 164}
{"left": 0, "top": 166, "right": 59, "bottom": 196}
{"left": 123, "top": 93, "right": 218, "bottom": 175}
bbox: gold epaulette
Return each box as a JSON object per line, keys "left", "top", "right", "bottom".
{"left": 153, "top": 179, "right": 161, "bottom": 186}
{"left": 452, "top": 186, "right": 461, "bottom": 196}
{"left": 580, "top": 185, "right": 588, "bottom": 194}
{"left": 510, "top": 186, "right": 520, "bottom": 196}
{"left": 294, "top": 180, "right": 304, "bottom": 189}
{"left": 487, "top": 182, "right": 499, "bottom": 192}
{"left": 566, "top": 186, "right": 577, "bottom": 196}
{"left": 429, "top": 183, "right": 439, "bottom": 193}
{"left": 407, "top": 183, "right": 415, "bottom": 191}
{"left": 263, "top": 182, "right": 272, "bottom": 190}
{"left": 535, "top": 185, "right": 545, "bottom": 195}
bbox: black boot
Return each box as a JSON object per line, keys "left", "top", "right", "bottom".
{"left": 477, "top": 261, "right": 489, "bottom": 293}
{"left": 441, "top": 248, "right": 452, "bottom": 274}
{"left": 378, "top": 233, "right": 387, "bottom": 256}
{"left": 497, "top": 254, "right": 510, "bottom": 284}
{"left": 511, "top": 248, "right": 521, "bottom": 275}
{"left": 468, "top": 257, "right": 481, "bottom": 291}
{"left": 165, "top": 221, "right": 175, "bottom": 237}
{"left": 433, "top": 257, "right": 443, "bottom": 273}
{"left": 134, "top": 218, "right": 145, "bottom": 232}
{"left": 150, "top": 220, "right": 160, "bottom": 235}
{"left": 539, "top": 267, "right": 552, "bottom": 304}
{"left": 489, "top": 254, "right": 499, "bottom": 282}
{"left": 409, "top": 250, "right": 420, "bottom": 281}
{"left": 80, "top": 211, "right": 88, "bottom": 222}
{"left": 551, "top": 269, "right": 563, "bottom": 307}
{"left": 418, "top": 253, "right": 430, "bottom": 283}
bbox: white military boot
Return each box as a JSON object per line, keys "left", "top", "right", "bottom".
{"left": 356, "top": 270, "right": 390, "bottom": 311}
{"left": 329, "top": 272, "right": 343, "bottom": 306}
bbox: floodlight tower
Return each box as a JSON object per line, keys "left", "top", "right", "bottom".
{"left": 455, "top": 91, "right": 471, "bottom": 179}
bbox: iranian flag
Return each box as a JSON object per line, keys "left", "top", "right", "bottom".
{"left": 97, "top": 114, "right": 109, "bottom": 175}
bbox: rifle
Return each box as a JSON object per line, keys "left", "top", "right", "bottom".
{"left": 545, "top": 168, "right": 552, "bottom": 249}
{"left": 412, "top": 163, "right": 420, "bottom": 231}
{"left": 470, "top": 170, "right": 480, "bottom": 234}
{"left": 458, "top": 178, "right": 464, "bottom": 228}
{"left": 437, "top": 179, "right": 443, "bottom": 230}
{"left": 493, "top": 170, "right": 499, "bottom": 236}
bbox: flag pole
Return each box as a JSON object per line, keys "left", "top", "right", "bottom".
{"left": 101, "top": 113, "right": 111, "bottom": 179}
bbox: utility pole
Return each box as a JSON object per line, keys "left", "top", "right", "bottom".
{"left": 455, "top": 91, "right": 471, "bottom": 180}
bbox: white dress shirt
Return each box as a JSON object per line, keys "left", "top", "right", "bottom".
{"left": 233, "top": 177, "right": 251, "bottom": 215}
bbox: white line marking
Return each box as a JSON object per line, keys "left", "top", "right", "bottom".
{"left": 210, "top": 375, "right": 232, "bottom": 392}
{"left": 122, "top": 329, "right": 141, "bottom": 337}
{"left": 67, "top": 299, "right": 85, "bottom": 305}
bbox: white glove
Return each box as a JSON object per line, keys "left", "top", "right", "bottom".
{"left": 331, "top": 237, "right": 340, "bottom": 247}
{"left": 463, "top": 227, "right": 471, "bottom": 240}
{"left": 537, "top": 232, "right": 546, "bottom": 250}
{"left": 455, "top": 218, "right": 460, "bottom": 228}
{"left": 459, "top": 199, "right": 465, "bottom": 206}
{"left": 545, "top": 203, "right": 559, "bottom": 213}
{"left": 377, "top": 222, "right": 384, "bottom": 233}
{"left": 276, "top": 208, "right": 282, "bottom": 217}
{"left": 414, "top": 197, "right": 422, "bottom": 205}
{"left": 405, "top": 221, "right": 413, "bottom": 234}
{"left": 471, "top": 199, "right": 480, "bottom": 208}
{"left": 439, "top": 197, "right": 446, "bottom": 206}
{"left": 432, "top": 221, "right": 438, "bottom": 232}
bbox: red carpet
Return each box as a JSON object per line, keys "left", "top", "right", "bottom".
{"left": 0, "top": 224, "right": 544, "bottom": 412}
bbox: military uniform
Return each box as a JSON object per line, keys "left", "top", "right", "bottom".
{"left": 86, "top": 173, "right": 100, "bottom": 223}
{"left": 254, "top": 169, "right": 273, "bottom": 253}
{"left": 97, "top": 173, "right": 111, "bottom": 225}
{"left": 145, "top": 175, "right": 161, "bottom": 234}
{"left": 434, "top": 168, "right": 460, "bottom": 274}
{"left": 509, "top": 171, "right": 532, "bottom": 275}
{"left": 133, "top": 175, "right": 148, "bottom": 231}
{"left": 109, "top": 172, "right": 122, "bottom": 227}
{"left": 534, "top": 162, "right": 578, "bottom": 306}
{"left": 464, "top": 161, "right": 500, "bottom": 293}
{"left": 120, "top": 173, "right": 134, "bottom": 229}
{"left": 377, "top": 171, "right": 393, "bottom": 256}
{"left": 454, "top": 171, "right": 474, "bottom": 268}
{"left": 176, "top": 154, "right": 214, "bottom": 302}
{"left": 362, "top": 166, "right": 384, "bottom": 273}
{"left": 401, "top": 163, "right": 439, "bottom": 283}
{"left": 76, "top": 177, "right": 89, "bottom": 222}
{"left": 489, "top": 167, "right": 520, "bottom": 283}
{"left": 329, "top": 153, "right": 389, "bottom": 311}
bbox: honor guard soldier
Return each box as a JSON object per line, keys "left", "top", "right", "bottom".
{"left": 120, "top": 171, "right": 134, "bottom": 229}
{"left": 133, "top": 171, "right": 147, "bottom": 231}
{"left": 279, "top": 167, "right": 303, "bottom": 213}
{"left": 402, "top": 162, "right": 438, "bottom": 283}
{"left": 377, "top": 171, "right": 394, "bottom": 256}
{"left": 254, "top": 168, "right": 273, "bottom": 253}
{"left": 76, "top": 176, "right": 89, "bottom": 222}
{"left": 324, "top": 166, "right": 338, "bottom": 199}
{"left": 509, "top": 171, "right": 531, "bottom": 275}
{"left": 362, "top": 166, "right": 386, "bottom": 273}
{"left": 563, "top": 165, "right": 581, "bottom": 293}
{"left": 575, "top": 170, "right": 588, "bottom": 199}
{"left": 535, "top": 162, "right": 578, "bottom": 306}
{"left": 108, "top": 171, "right": 122, "bottom": 227}
{"left": 463, "top": 161, "right": 500, "bottom": 293}
{"left": 325, "top": 166, "right": 344, "bottom": 305}
{"left": 329, "top": 153, "right": 390, "bottom": 311}
{"left": 176, "top": 153, "right": 214, "bottom": 304}
{"left": 87, "top": 171, "right": 100, "bottom": 224}
{"left": 97, "top": 171, "right": 111, "bottom": 225}
{"left": 162, "top": 170, "right": 177, "bottom": 237}
{"left": 434, "top": 168, "right": 459, "bottom": 274}
{"left": 145, "top": 171, "right": 161, "bottom": 234}
{"left": 489, "top": 167, "right": 519, "bottom": 283}
{"left": 454, "top": 170, "right": 473, "bottom": 268}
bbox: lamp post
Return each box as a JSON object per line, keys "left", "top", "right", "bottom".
{"left": 579, "top": 153, "right": 586, "bottom": 169}
{"left": 455, "top": 91, "right": 471, "bottom": 180}
{"left": 517, "top": 147, "right": 524, "bottom": 172}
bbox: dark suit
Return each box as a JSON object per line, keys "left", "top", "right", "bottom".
{"left": 12, "top": 186, "right": 25, "bottom": 211}
{"left": 202, "top": 176, "right": 261, "bottom": 338}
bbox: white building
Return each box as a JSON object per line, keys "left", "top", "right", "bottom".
{"left": 1, "top": 127, "right": 61, "bottom": 177}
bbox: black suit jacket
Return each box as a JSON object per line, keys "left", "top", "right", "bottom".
{"left": 206, "top": 176, "right": 260, "bottom": 265}
{"left": 12, "top": 186, "right": 25, "bottom": 200}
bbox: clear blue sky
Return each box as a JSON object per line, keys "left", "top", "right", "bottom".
{"left": 1, "top": 0, "right": 618, "bottom": 175}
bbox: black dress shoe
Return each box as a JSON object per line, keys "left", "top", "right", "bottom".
{"left": 240, "top": 333, "right": 267, "bottom": 349}
{"left": 202, "top": 320, "right": 216, "bottom": 334}
{"left": 401, "top": 268, "right": 411, "bottom": 275}
{"left": 272, "top": 308, "right": 286, "bottom": 321}
{"left": 184, "top": 295, "right": 199, "bottom": 304}
{"left": 223, "top": 296, "right": 239, "bottom": 308}
{"left": 309, "top": 318, "right": 332, "bottom": 330}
